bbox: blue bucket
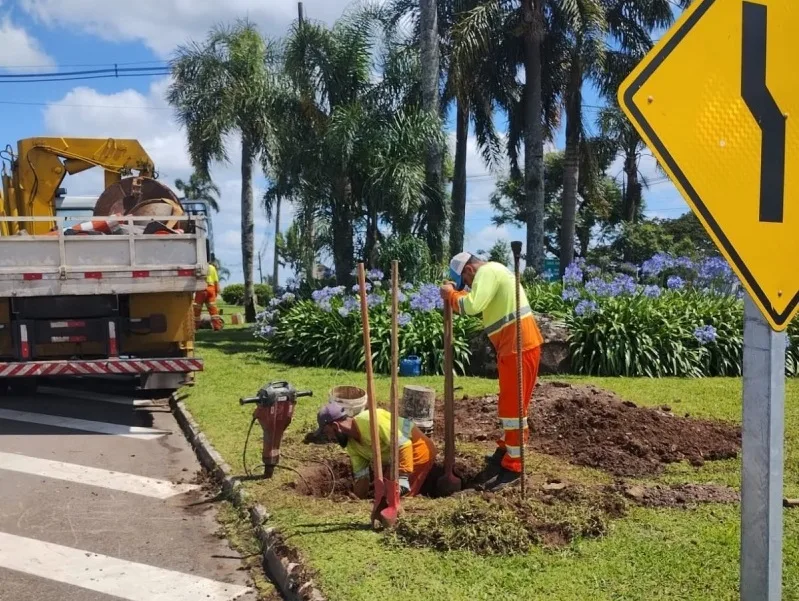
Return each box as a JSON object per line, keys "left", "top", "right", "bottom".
{"left": 399, "top": 356, "right": 422, "bottom": 377}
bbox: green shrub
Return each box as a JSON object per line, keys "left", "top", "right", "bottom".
{"left": 221, "top": 283, "right": 245, "bottom": 306}
{"left": 256, "top": 287, "right": 479, "bottom": 375}
{"left": 254, "top": 283, "right": 273, "bottom": 306}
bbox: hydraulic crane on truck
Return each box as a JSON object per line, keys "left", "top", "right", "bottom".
{"left": 0, "top": 138, "right": 207, "bottom": 395}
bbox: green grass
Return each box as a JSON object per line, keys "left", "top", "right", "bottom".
{"left": 188, "top": 327, "right": 799, "bottom": 601}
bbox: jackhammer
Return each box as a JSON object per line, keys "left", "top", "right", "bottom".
{"left": 240, "top": 381, "right": 313, "bottom": 478}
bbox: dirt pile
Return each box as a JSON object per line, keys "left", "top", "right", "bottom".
{"left": 289, "top": 458, "right": 355, "bottom": 500}
{"left": 615, "top": 482, "right": 740, "bottom": 508}
{"left": 435, "top": 382, "right": 741, "bottom": 477}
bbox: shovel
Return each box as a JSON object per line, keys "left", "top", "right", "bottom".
{"left": 357, "top": 263, "right": 399, "bottom": 528}
{"left": 437, "top": 299, "right": 462, "bottom": 495}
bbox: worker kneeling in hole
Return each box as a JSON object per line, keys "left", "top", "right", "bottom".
{"left": 441, "top": 252, "right": 543, "bottom": 492}
{"left": 312, "top": 402, "right": 437, "bottom": 498}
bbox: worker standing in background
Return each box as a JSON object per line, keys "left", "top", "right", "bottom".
{"left": 441, "top": 252, "right": 543, "bottom": 492}
{"left": 194, "top": 255, "right": 222, "bottom": 331}
{"left": 310, "top": 402, "right": 437, "bottom": 498}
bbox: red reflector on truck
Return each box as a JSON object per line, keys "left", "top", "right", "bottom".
{"left": 51, "top": 336, "right": 88, "bottom": 343}
{"left": 178, "top": 269, "right": 194, "bottom": 277}
{"left": 84, "top": 272, "right": 103, "bottom": 279}
{"left": 132, "top": 270, "right": 150, "bottom": 278}
{"left": 23, "top": 273, "right": 43, "bottom": 281}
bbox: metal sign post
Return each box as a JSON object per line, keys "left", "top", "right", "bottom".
{"left": 741, "top": 294, "right": 786, "bottom": 601}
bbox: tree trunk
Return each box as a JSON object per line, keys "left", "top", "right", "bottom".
{"left": 420, "top": 0, "right": 445, "bottom": 261}
{"left": 305, "top": 211, "right": 315, "bottom": 281}
{"left": 623, "top": 150, "right": 641, "bottom": 222}
{"left": 272, "top": 195, "right": 281, "bottom": 289}
{"left": 332, "top": 177, "right": 355, "bottom": 286}
{"left": 450, "top": 99, "right": 469, "bottom": 257}
{"left": 523, "top": 0, "right": 545, "bottom": 273}
{"left": 560, "top": 54, "right": 582, "bottom": 276}
{"left": 241, "top": 137, "right": 256, "bottom": 323}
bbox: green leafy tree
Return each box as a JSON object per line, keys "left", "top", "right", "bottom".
{"left": 169, "top": 20, "right": 278, "bottom": 322}
{"left": 478, "top": 239, "right": 512, "bottom": 266}
{"left": 174, "top": 172, "right": 221, "bottom": 212}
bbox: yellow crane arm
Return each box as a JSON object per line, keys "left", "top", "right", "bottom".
{"left": 2, "top": 137, "right": 156, "bottom": 235}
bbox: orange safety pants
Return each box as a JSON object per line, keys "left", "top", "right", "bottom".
{"left": 496, "top": 346, "right": 541, "bottom": 473}
{"left": 194, "top": 285, "right": 222, "bottom": 331}
{"left": 407, "top": 432, "right": 437, "bottom": 497}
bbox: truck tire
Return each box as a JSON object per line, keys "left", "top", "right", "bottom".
{"left": 8, "top": 378, "right": 38, "bottom": 396}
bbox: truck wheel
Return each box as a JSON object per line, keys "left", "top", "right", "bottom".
{"left": 8, "top": 378, "right": 38, "bottom": 396}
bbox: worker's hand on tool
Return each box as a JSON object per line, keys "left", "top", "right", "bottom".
{"left": 440, "top": 282, "right": 455, "bottom": 301}
{"left": 398, "top": 475, "right": 411, "bottom": 496}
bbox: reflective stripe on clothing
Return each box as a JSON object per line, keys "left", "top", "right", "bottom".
{"left": 501, "top": 417, "right": 528, "bottom": 430}
{"left": 346, "top": 409, "right": 415, "bottom": 479}
{"left": 485, "top": 305, "right": 533, "bottom": 336}
{"left": 496, "top": 346, "right": 541, "bottom": 473}
{"left": 449, "top": 262, "right": 542, "bottom": 356}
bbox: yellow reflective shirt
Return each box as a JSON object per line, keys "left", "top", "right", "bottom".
{"left": 346, "top": 408, "right": 414, "bottom": 479}
{"left": 450, "top": 261, "right": 543, "bottom": 356}
{"left": 206, "top": 264, "right": 219, "bottom": 286}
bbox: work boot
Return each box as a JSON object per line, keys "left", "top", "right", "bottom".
{"left": 484, "top": 447, "right": 506, "bottom": 465}
{"left": 484, "top": 468, "right": 521, "bottom": 492}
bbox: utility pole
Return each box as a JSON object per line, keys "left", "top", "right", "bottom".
{"left": 258, "top": 251, "right": 264, "bottom": 284}
{"left": 298, "top": 2, "right": 304, "bottom": 23}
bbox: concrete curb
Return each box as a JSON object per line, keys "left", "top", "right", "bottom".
{"left": 170, "top": 395, "right": 326, "bottom": 601}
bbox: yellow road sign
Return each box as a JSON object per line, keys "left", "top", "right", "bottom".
{"left": 618, "top": 0, "right": 799, "bottom": 331}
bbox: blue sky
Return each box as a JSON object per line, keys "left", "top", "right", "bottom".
{"left": 0, "top": 0, "right": 688, "bottom": 284}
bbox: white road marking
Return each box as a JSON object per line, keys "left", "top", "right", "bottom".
{"left": 0, "top": 408, "right": 170, "bottom": 439}
{"left": 37, "top": 385, "right": 157, "bottom": 407}
{"left": 0, "top": 451, "right": 199, "bottom": 499}
{"left": 0, "top": 532, "right": 253, "bottom": 601}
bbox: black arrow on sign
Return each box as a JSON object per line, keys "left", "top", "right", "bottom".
{"left": 742, "top": 1, "right": 787, "bottom": 223}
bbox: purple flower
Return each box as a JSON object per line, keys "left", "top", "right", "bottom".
{"left": 342, "top": 296, "right": 360, "bottom": 312}
{"left": 352, "top": 283, "right": 372, "bottom": 293}
{"left": 643, "top": 285, "right": 662, "bottom": 299}
{"left": 367, "top": 268, "right": 385, "bottom": 281}
{"left": 694, "top": 325, "right": 717, "bottom": 345}
{"left": 388, "top": 289, "right": 407, "bottom": 302}
{"left": 585, "top": 278, "right": 612, "bottom": 297}
{"left": 563, "top": 263, "right": 583, "bottom": 286}
{"left": 409, "top": 293, "right": 436, "bottom": 312}
{"left": 641, "top": 253, "right": 675, "bottom": 277}
{"left": 575, "top": 300, "right": 598, "bottom": 316}
{"left": 280, "top": 292, "right": 296, "bottom": 303}
{"left": 674, "top": 256, "right": 695, "bottom": 271}
{"left": 667, "top": 276, "right": 685, "bottom": 290}
{"left": 259, "top": 325, "right": 275, "bottom": 337}
{"left": 562, "top": 287, "right": 580, "bottom": 302}
{"left": 402, "top": 282, "right": 414, "bottom": 291}
{"left": 610, "top": 274, "right": 637, "bottom": 296}
{"left": 398, "top": 313, "right": 412, "bottom": 326}
{"left": 366, "top": 293, "right": 383, "bottom": 308}
{"left": 338, "top": 307, "right": 350, "bottom": 318}
{"left": 269, "top": 297, "right": 282, "bottom": 307}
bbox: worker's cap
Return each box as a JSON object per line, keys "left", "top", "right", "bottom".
{"left": 448, "top": 252, "right": 472, "bottom": 291}
{"left": 315, "top": 401, "right": 348, "bottom": 431}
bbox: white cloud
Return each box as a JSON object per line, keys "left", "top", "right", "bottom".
{"left": 0, "top": 16, "right": 55, "bottom": 70}
{"left": 21, "top": 0, "right": 356, "bottom": 57}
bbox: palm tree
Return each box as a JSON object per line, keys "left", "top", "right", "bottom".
{"left": 419, "top": 0, "right": 446, "bottom": 262}
{"left": 174, "top": 172, "right": 221, "bottom": 212}
{"left": 555, "top": 0, "right": 606, "bottom": 274}
{"left": 168, "top": 20, "right": 277, "bottom": 323}
{"left": 276, "top": 9, "right": 443, "bottom": 285}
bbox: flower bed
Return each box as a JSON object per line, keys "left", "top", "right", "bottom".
{"left": 255, "top": 255, "right": 799, "bottom": 378}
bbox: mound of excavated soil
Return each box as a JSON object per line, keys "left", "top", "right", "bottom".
{"left": 435, "top": 382, "right": 741, "bottom": 477}
{"left": 614, "top": 482, "right": 740, "bottom": 508}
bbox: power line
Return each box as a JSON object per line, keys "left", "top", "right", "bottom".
{"left": 0, "top": 99, "right": 171, "bottom": 111}
{"left": 0, "top": 59, "right": 168, "bottom": 70}
{"left": 0, "top": 66, "right": 170, "bottom": 84}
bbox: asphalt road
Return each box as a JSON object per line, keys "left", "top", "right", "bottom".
{"left": 0, "top": 383, "right": 257, "bottom": 601}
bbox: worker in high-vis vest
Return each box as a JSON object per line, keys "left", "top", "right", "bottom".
{"left": 311, "top": 401, "right": 437, "bottom": 498}
{"left": 194, "top": 255, "right": 222, "bottom": 331}
{"left": 441, "top": 252, "right": 543, "bottom": 491}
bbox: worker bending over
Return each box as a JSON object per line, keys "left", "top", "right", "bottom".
{"left": 194, "top": 255, "right": 222, "bottom": 331}
{"left": 441, "top": 252, "right": 543, "bottom": 491}
{"left": 313, "top": 402, "right": 437, "bottom": 498}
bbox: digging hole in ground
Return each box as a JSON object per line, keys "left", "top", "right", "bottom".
{"left": 288, "top": 455, "right": 486, "bottom": 500}
{"left": 436, "top": 381, "right": 742, "bottom": 477}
